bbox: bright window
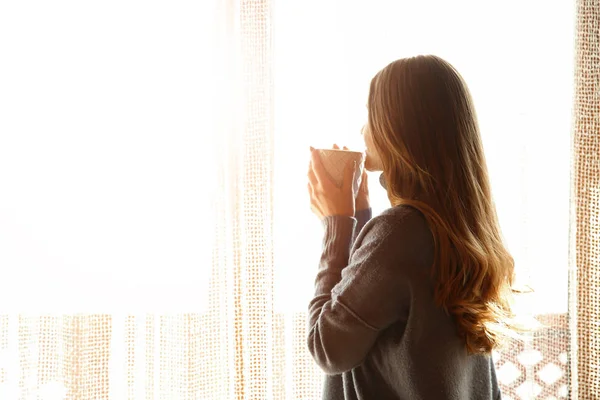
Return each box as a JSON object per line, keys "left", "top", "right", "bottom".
{"left": 273, "top": 0, "right": 575, "bottom": 316}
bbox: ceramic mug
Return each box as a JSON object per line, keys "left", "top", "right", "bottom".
{"left": 314, "top": 149, "right": 364, "bottom": 198}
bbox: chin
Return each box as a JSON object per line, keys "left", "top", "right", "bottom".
{"left": 364, "top": 156, "right": 383, "bottom": 172}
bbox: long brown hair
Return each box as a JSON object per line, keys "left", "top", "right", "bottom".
{"left": 368, "top": 55, "right": 518, "bottom": 354}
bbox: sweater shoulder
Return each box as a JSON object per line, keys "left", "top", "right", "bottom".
{"left": 379, "top": 204, "right": 424, "bottom": 221}
{"left": 356, "top": 205, "right": 434, "bottom": 267}
{"left": 368, "top": 205, "right": 430, "bottom": 236}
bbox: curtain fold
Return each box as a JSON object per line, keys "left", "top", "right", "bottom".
{"left": 573, "top": 0, "right": 600, "bottom": 398}
{"left": 232, "top": 0, "right": 274, "bottom": 398}
{"left": 206, "top": 0, "right": 275, "bottom": 398}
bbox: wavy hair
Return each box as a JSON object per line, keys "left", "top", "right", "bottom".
{"left": 367, "top": 55, "right": 519, "bottom": 354}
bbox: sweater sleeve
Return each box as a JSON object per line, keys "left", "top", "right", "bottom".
{"left": 308, "top": 207, "right": 424, "bottom": 375}
{"left": 351, "top": 208, "right": 372, "bottom": 248}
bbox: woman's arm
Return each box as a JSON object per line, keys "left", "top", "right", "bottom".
{"left": 351, "top": 170, "right": 372, "bottom": 247}
{"left": 307, "top": 207, "right": 427, "bottom": 375}
{"left": 351, "top": 207, "right": 372, "bottom": 248}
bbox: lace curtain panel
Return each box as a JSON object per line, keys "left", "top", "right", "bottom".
{"left": 0, "top": 0, "right": 596, "bottom": 399}
{"left": 573, "top": 0, "right": 600, "bottom": 398}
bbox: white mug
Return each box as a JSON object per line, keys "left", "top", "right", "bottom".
{"left": 315, "top": 149, "right": 364, "bottom": 198}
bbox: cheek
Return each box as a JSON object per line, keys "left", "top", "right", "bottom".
{"left": 364, "top": 145, "right": 383, "bottom": 171}
{"left": 363, "top": 128, "right": 374, "bottom": 150}
{"left": 364, "top": 152, "right": 379, "bottom": 171}
{"left": 365, "top": 134, "right": 377, "bottom": 157}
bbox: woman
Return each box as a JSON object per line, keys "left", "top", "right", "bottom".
{"left": 306, "top": 55, "right": 516, "bottom": 400}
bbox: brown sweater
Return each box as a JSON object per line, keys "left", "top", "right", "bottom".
{"left": 307, "top": 206, "right": 501, "bottom": 400}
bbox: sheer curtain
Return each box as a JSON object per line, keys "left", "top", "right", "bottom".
{"left": 572, "top": 1, "right": 600, "bottom": 398}
{"left": 0, "top": 0, "right": 232, "bottom": 398}
{"left": 0, "top": 0, "right": 591, "bottom": 399}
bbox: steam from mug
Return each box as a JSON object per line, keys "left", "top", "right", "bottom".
{"left": 314, "top": 149, "right": 364, "bottom": 198}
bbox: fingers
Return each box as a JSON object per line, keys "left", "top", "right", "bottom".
{"left": 308, "top": 180, "right": 324, "bottom": 218}
{"left": 307, "top": 165, "right": 318, "bottom": 186}
{"left": 308, "top": 181, "right": 315, "bottom": 207}
{"left": 310, "top": 152, "right": 335, "bottom": 190}
{"left": 320, "top": 144, "right": 350, "bottom": 150}
{"left": 308, "top": 146, "right": 328, "bottom": 220}
{"left": 307, "top": 147, "right": 319, "bottom": 186}
{"left": 360, "top": 169, "right": 369, "bottom": 192}
{"left": 308, "top": 185, "right": 323, "bottom": 218}
{"left": 332, "top": 144, "right": 350, "bottom": 151}
{"left": 310, "top": 204, "right": 323, "bottom": 219}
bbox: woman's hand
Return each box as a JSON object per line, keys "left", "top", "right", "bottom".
{"left": 355, "top": 169, "right": 370, "bottom": 212}
{"left": 308, "top": 145, "right": 356, "bottom": 219}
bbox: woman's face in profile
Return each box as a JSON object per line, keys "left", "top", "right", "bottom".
{"left": 362, "top": 123, "right": 383, "bottom": 171}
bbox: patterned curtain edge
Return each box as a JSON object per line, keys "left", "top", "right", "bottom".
{"left": 571, "top": 0, "right": 600, "bottom": 398}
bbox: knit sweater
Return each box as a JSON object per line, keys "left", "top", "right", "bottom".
{"left": 307, "top": 205, "right": 501, "bottom": 400}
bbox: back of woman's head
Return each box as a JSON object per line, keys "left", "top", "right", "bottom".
{"left": 367, "top": 55, "right": 517, "bottom": 354}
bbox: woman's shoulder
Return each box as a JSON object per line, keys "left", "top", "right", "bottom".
{"left": 379, "top": 204, "right": 423, "bottom": 219}
{"left": 361, "top": 205, "right": 432, "bottom": 247}
{"left": 372, "top": 205, "right": 428, "bottom": 230}
{"left": 354, "top": 205, "right": 435, "bottom": 272}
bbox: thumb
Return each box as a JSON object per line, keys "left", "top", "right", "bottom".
{"left": 343, "top": 160, "right": 357, "bottom": 189}
{"left": 360, "top": 168, "right": 368, "bottom": 186}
